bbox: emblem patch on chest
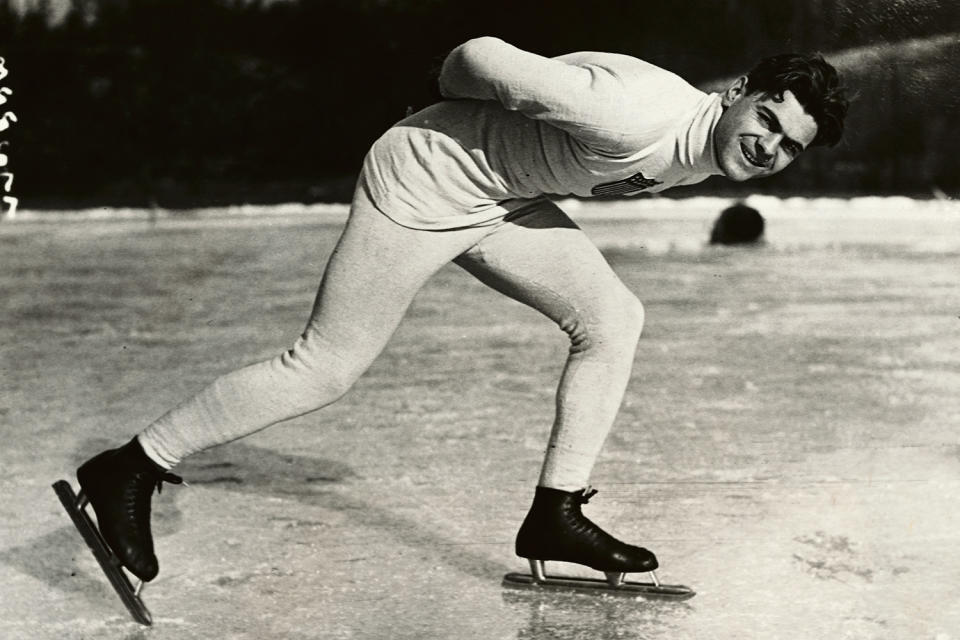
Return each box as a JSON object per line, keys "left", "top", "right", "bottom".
{"left": 591, "top": 172, "right": 662, "bottom": 197}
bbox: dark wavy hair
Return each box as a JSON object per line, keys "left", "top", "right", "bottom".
{"left": 745, "top": 53, "right": 849, "bottom": 147}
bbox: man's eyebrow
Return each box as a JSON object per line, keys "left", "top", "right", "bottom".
{"left": 758, "top": 105, "right": 805, "bottom": 152}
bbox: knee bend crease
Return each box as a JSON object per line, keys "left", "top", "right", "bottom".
{"left": 560, "top": 299, "right": 644, "bottom": 353}
{"left": 279, "top": 342, "right": 363, "bottom": 398}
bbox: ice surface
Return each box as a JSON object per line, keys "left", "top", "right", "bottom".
{"left": 3, "top": 198, "right": 959, "bottom": 639}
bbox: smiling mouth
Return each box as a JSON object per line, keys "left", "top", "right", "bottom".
{"left": 740, "top": 141, "right": 769, "bottom": 170}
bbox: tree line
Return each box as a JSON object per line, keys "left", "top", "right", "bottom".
{"left": 2, "top": 0, "right": 958, "bottom": 207}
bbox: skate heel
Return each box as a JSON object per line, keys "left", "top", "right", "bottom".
{"left": 604, "top": 571, "right": 625, "bottom": 587}
{"left": 528, "top": 559, "right": 546, "bottom": 583}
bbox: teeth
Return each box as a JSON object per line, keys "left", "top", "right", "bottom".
{"left": 742, "top": 144, "right": 764, "bottom": 168}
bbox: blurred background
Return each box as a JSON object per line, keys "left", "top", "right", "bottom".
{"left": 1, "top": 0, "right": 958, "bottom": 208}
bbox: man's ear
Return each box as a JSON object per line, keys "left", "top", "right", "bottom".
{"left": 721, "top": 76, "right": 748, "bottom": 107}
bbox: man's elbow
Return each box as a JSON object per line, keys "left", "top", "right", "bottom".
{"left": 441, "top": 36, "right": 505, "bottom": 82}
{"left": 454, "top": 36, "right": 507, "bottom": 61}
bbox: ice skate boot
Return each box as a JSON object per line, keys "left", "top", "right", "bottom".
{"left": 53, "top": 437, "right": 182, "bottom": 625}
{"left": 503, "top": 486, "right": 694, "bottom": 600}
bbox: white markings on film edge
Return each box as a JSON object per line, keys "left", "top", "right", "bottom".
{"left": 0, "top": 56, "right": 16, "bottom": 219}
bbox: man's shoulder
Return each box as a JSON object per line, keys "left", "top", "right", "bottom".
{"left": 554, "top": 51, "right": 694, "bottom": 89}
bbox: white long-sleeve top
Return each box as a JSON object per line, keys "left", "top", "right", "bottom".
{"left": 362, "top": 37, "right": 724, "bottom": 229}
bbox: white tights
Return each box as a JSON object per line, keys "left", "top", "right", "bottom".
{"left": 139, "top": 177, "right": 644, "bottom": 491}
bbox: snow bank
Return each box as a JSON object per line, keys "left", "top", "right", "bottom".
{"left": 6, "top": 196, "right": 958, "bottom": 253}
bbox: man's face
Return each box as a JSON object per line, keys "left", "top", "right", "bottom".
{"left": 714, "top": 78, "right": 819, "bottom": 182}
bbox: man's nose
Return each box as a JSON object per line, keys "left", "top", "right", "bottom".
{"left": 756, "top": 133, "right": 783, "bottom": 161}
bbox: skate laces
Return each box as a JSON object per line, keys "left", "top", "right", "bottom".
{"left": 577, "top": 486, "right": 599, "bottom": 504}
{"left": 123, "top": 470, "right": 183, "bottom": 526}
{"left": 109, "top": 472, "right": 179, "bottom": 551}
{"left": 563, "top": 487, "right": 616, "bottom": 546}
{"left": 154, "top": 472, "right": 183, "bottom": 494}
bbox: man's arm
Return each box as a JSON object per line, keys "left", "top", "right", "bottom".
{"left": 438, "top": 37, "right": 629, "bottom": 151}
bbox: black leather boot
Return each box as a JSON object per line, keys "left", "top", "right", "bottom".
{"left": 76, "top": 438, "right": 182, "bottom": 581}
{"left": 515, "top": 486, "right": 658, "bottom": 573}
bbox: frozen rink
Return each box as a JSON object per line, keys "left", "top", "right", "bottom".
{"left": 1, "top": 197, "right": 959, "bottom": 639}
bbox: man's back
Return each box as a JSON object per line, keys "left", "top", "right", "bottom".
{"left": 362, "top": 38, "right": 723, "bottom": 230}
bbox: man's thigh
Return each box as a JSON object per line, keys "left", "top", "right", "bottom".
{"left": 453, "top": 198, "right": 636, "bottom": 326}
{"left": 302, "top": 182, "right": 498, "bottom": 357}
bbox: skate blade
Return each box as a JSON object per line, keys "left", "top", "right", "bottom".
{"left": 502, "top": 572, "right": 695, "bottom": 600}
{"left": 52, "top": 479, "right": 153, "bottom": 626}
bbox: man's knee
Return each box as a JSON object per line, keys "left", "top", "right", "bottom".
{"left": 561, "top": 290, "right": 644, "bottom": 353}
{"left": 278, "top": 338, "right": 366, "bottom": 404}
{"left": 610, "top": 292, "right": 645, "bottom": 343}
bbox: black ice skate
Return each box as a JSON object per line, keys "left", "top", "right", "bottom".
{"left": 503, "top": 486, "right": 694, "bottom": 600}
{"left": 52, "top": 438, "right": 182, "bottom": 625}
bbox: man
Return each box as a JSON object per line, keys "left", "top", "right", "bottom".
{"left": 63, "top": 37, "right": 848, "bottom": 599}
